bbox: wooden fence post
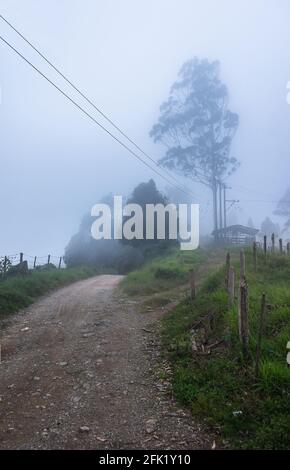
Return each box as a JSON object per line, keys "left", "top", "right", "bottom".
{"left": 263, "top": 235, "right": 267, "bottom": 256}
{"left": 255, "top": 293, "right": 267, "bottom": 378}
{"left": 58, "top": 257, "right": 62, "bottom": 269}
{"left": 47, "top": 254, "right": 51, "bottom": 265}
{"left": 239, "top": 279, "right": 249, "bottom": 358}
{"left": 225, "top": 252, "right": 231, "bottom": 290}
{"left": 228, "top": 266, "right": 235, "bottom": 306}
{"left": 253, "top": 241, "right": 257, "bottom": 272}
{"left": 287, "top": 242, "right": 290, "bottom": 255}
{"left": 271, "top": 233, "right": 275, "bottom": 252}
{"left": 189, "top": 269, "right": 196, "bottom": 301}
{"left": 240, "top": 250, "right": 246, "bottom": 280}
{"left": 279, "top": 238, "right": 283, "bottom": 254}
{"left": 33, "top": 256, "right": 37, "bottom": 269}
{"left": 20, "top": 252, "right": 23, "bottom": 264}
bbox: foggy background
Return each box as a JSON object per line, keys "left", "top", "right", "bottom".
{"left": 1, "top": 0, "right": 290, "bottom": 258}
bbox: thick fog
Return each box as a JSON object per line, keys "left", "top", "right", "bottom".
{"left": 1, "top": 0, "right": 290, "bottom": 257}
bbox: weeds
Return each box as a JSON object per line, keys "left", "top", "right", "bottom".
{"left": 161, "top": 249, "right": 290, "bottom": 449}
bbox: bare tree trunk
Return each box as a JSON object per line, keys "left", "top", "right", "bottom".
{"left": 219, "top": 182, "right": 223, "bottom": 231}
{"left": 212, "top": 182, "right": 218, "bottom": 241}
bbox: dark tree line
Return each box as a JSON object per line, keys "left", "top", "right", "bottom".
{"left": 64, "top": 180, "right": 177, "bottom": 272}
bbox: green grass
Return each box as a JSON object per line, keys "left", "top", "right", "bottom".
{"left": 161, "top": 249, "right": 290, "bottom": 449}
{"left": 120, "top": 247, "right": 210, "bottom": 297}
{"left": 0, "top": 266, "right": 96, "bottom": 319}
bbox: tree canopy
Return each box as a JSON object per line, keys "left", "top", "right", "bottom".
{"left": 122, "top": 179, "right": 178, "bottom": 252}
{"left": 150, "top": 58, "right": 239, "bottom": 186}
{"left": 150, "top": 57, "right": 239, "bottom": 234}
{"left": 260, "top": 217, "right": 280, "bottom": 237}
{"left": 64, "top": 180, "right": 177, "bottom": 272}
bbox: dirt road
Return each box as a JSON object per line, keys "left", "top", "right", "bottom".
{"left": 0, "top": 275, "right": 213, "bottom": 449}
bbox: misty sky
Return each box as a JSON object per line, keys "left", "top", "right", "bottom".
{"left": 1, "top": 0, "right": 290, "bottom": 258}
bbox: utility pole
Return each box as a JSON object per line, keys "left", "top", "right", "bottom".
{"left": 213, "top": 180, "right": 218, "bottom": 241}
{"left": 223, "top": 185, "right": 239, "bottom": 244}
{"left": 223, "top": 184, "right": 227, "bottom": 232}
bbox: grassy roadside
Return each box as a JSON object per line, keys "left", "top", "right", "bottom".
{"left": 161, "top": 249, "right": 290, "bottom": 449}
{"left": 0, "top": 266, "right": 96, "bottom": 319}
{"left": 120, "top": 246, "right": 225, "bottom": 296}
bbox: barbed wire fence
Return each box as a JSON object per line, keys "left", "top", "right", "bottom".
{"left": 223, "top": 233, "right": 290, "bottom": 371}
{"left": 0, "top": 252, "right": 65, "bottom": 279}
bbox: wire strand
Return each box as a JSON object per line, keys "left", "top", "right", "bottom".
{"left": 0, "top": 22, "right": 200, "bottom": 199}
{"left": 0, "top": 14, "right": 197, "bottom": 198}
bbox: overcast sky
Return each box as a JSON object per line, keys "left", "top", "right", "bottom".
{"left": 1, "top": 0, "right": 290, "bottom": 257}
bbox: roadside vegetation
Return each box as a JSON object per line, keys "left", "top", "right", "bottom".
{"left": 161, "top": 248, "right": 290, "bottom": 449}
{"left": 121, "top": 247, "right": 209, "bottom": 298}
{"left": 0, "top": 266, "right": 96, "bottom": 319}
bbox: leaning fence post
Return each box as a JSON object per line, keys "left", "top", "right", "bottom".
{"left": 253, "top": 241, "right": 257, "bottom": 272}
{"left": 225, "top": 252, "right": 231, "bottom": 290}
{"left": 239, "top": 279, "right": 249, "bottom": 358}
{"left": 58, "top": 257, "right": 62, "bottom": 269}
{"left": 255, "top": 293, "right": 267, "bottom": 378}
{"left": 240, "top": 250, "right": 246, "bottom": 280}
{"left": 228, "top": 266, "right": 235, "bottom": 306}
{"left": 33, "top": 256, "right": 37, "bottom": 269}
{"left": 189, "top": 269, "right": 196, "bottom": 301}
{"left": 47, "top": 254, "right": 51, "bottom": 265}
{"left": 20, "top": 252, "right": 23, "bottom": 264}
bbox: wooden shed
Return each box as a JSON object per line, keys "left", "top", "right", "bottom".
{"left": 212, "top": 224, "right": 259, "bottom": 245}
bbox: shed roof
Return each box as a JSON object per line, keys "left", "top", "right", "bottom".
{"left": 212, "top": 224, "right": 259, "bottom": 236}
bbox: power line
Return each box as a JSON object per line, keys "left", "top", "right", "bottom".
{"left": 221, "top": 183, "right": 288, "bottom": 206}
{"left": 0, "top": 14, "right": 199, "bottom": 200}
{"left": 237, "top": 200, "right": 290, "bottom": 204}
{"left": 0, "top": 34, "right": 197, "bottom": 199}
{"left": 230, "top": 183, "right": 278, "bottom": 200}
